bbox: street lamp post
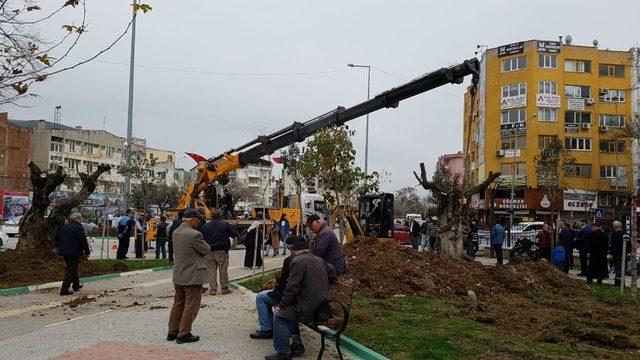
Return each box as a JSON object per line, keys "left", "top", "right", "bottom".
{"left": 347, "top": 63, "right": 371, "bottom": 176}
{"left": 124, "top": 0, "right": 138, "bottom": 210}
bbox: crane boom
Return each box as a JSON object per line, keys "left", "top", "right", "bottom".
{"left": 179, "top": 58, "right": 480, "bottom": 214}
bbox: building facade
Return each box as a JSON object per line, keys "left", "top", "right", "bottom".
{"left": 437, "top": 151, "right": 464, "bottom": 179}
{"left": 1, "top": 113, "right": 30, "bottom": 192}
{"left": 464, "top": 39, "right": 639, "bottom": 225}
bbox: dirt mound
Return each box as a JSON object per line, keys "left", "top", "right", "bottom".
{"left": 343, "top": 238, "right": 586, "bottom": 300}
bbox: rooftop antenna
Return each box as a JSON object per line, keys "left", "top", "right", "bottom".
{"left": 565, "top": 35, "right": 573, "bottom": 45}
{"left": 53, "top": 105, "right": 62, "bottom": 129}
{"left": 593, "top": 39, "right": 599, "bottom": 47}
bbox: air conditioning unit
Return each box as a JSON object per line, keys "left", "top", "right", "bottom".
{"left": 599, "top": 125, "right": 608, "bottom": 132}
{"left": 586, "top": 98, "right": 595, "bottom": 105}
{"left": 496, "top": 150, "right": 505, "bottom": 157}
{"left": 581, "top": 123, "right": 591, "bottom": 130}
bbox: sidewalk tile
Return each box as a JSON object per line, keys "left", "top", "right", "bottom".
{"left": 51, "top": 341, "right": 215, "bottom": 360}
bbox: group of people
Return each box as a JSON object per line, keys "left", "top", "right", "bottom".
{"left": 408, "top": 218, "right": 440, "bottom": 252}
{"left": 115, "top": 209, "right": 172, "bottom": 261}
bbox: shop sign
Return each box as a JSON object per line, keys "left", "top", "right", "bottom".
{"left": 540, "top": 195, "right": 551, "bottom": 208}
{"left": 537, "top": 40, "right": 561, "bottom": 53}
{"left": 536, "top": 93, "right": 561, "bottom": 108}
{"left": 498, "top": 175, "right": 527, "bottom": 187}
{"left": 496, "top": 198, "right": 528, "bottom": 209}
{"left": 498, "top": 42, "right": 525, "bottom": 57}
{"left": 504, "top": 149, "right": 521, "bottom": 158}
{"left": 0, "top": 190, "right": 31, "bottom": 219}
{"left": 500, "top": 94, "right": 526, "bottom": 109}
{"left": 565, "top": 125, "right": 579, "bottom": 133}
{"left": 563, "top": 190, "right": 597, "bottom": 211}
{"left": 567, "top": 98, "right": 585, "bottom": 111}
{"left": 500, "top": 122, "right": 526, "bottom": 136}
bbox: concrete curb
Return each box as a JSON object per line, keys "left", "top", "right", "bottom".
{"left": 0, "top": 264, "right": 173, "bottom": 297}
{"left": 230, "top": 281, "right": 390, "bottom": 360}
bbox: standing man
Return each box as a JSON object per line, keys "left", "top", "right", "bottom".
{"left": 536, "top": 223, "right": 552, "bottom": 261}
{"left": 222, "top": 188, "right": 235, "bottom": 219}
{"left": 55, "top": 213, "right": 90, "bottom": 296}
{"left": 116, "top": 209, "right": 134, "bottom": 260}
{"left": 410, "top": 218, "right": 421, "bottom": 250}
{"left": 427, "top": 219, "right": 440, "bottom": 252}
{"left": 278, "top": 214, "right": 291, "bottom": 256}
{"left": 610, "top": 220, "right": 627, "bottom": 287}
{"left": 575, "top": 219, "right": 592, "bottom": 277}
{"left": 167, "top": 209, "right": 184, "bottom": 262}
{"left": 167, "top": 209, "right": 209, "bottom": 344}
{"left": 155, "top": 215, "right": 168, "bottom": 260}
{"left": 134, "top": 214, "right": 145, "bottom": 259}
{"left": 490, "top": 220, "right": 505, "bottom": 265}
{"left": 307, "top": 214, "right": 346, "bottom": 278}
{"left": 201, "top": 209, "right": 238, "bottom": 295}
{"left": 586, "top": 223, "right": 609, "bottom": 284}
{"left": 265, "top": 239, "right": 329, "bottom": 360}
{"left": 558, "top": 219, "right": 574, "bottom": 273}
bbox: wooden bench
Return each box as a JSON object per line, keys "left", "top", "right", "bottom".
{"left": 304, "top": 281, "right": 354, "bottom": 360}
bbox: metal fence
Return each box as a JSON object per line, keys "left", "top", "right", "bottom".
{"left": 477, "top": 229, "right": 538, "bottom": 249}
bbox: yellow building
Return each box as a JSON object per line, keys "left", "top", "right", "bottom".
{"left": 146, "top": 147, "right": 176, "bottom": 163}
{"left": 464, "top": 39, "right": 639, "bottom": 223}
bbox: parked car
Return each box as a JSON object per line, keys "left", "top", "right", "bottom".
{"left": 1, "top": 216, "right": 22, "bottom": 237}
{"left": 393, "top": 224, "right": 411, "bottom": 245}
{"left": 0, "top": 230, "right": 8, "bottom": 247}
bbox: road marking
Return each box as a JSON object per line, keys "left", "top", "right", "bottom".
{"left": 43, "top": 309, "right": 112, "bottom": 328}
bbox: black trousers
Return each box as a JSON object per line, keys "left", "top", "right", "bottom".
{"left": 156, "top": 237, "right": 167, "bottom": 259}
{"left": 168, "top": 239, "right": 174, "bottom": 261}
{"left": 62, "top": 256, "right": 80, "bottom": 292}
{"left": 135, "top": 235, "right": 144, "bottom": 258}
{"left": 613, "top": 256, "right": 623, "bottom": 287}
{"left": 579, "top": 249, "right": 588, "bottom": 275}
{"left": 116, "top": 236, "right": 130, "bottom": 259}
{"left": 492, "top": 244, "right": 504, "bottom": 264}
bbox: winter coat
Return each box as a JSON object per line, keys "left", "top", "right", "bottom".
{"left": 311, "top": 224, "right": 346, "bottom": 274}
{"left": 587, "top": 229, "right": 609, "bottom": 280}
{"left": 490, "top": 224, "right": 505, "bottom": 245}
{"left": 56, "top": 221, "right": 90, "bottom": 257}
{"left": 278, "top": 251, "right": 329, "bottom": 323}
{"left": 171, "top": 223, "right": 210, "bottom": 286}
{"left": 575, "top": 226, "right": 592, "bottom": 251}
{"left": 201, "top": 219, "right": 238, "bottom": 253}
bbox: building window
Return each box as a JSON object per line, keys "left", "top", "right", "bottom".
{"left": 538, "top": 108, "right": 558, "bottom": 122}
{"left": 500, "top": 162, "right": 526, "bottom": 175}
{"left": 168, "top": 155, "right": 174, "bottom": 162}
{"left": 599, "top": 140, "right": 625, "bottom": 153}
{"left": 84, "top": 161, "right": 94, "bottom": 172}
{"left": 565, "top": 137, "right": 592, "bottom": 151}
{"left": 66, "top": 158, "right": 80, "bottom": 170}
{"left": 501, "top": 56, "right": 527, "bottom": 72}
{"left": 501, "top": 82, "right": 526, "bottom": 98}
{"left": 565, "top": 111, "right": 591, "bottom": 125}
{"left": 174, "top": 173, "right": 180, "bottom": 181}
{"left": 565, "top": 59, "right": 591, "bottom": 73}
{"left": 86, "top": 143, "right": 94, "bottom": 155}
{"left": 599, "top": 114, "right": 625, "bottom": 128}
{"left": 598, "top": 64, "right": 624, "bottom": 78}
{"left": 599, "top": 89, "right": 625, "bottom": 102}
{"left": 565, "top": 164, "right": 592, "bottom": 177}
{"left": 106, "top": 146, "right": 114, "bottom": 157}
{"left": 539, "top": 54, "right": 557, "bottom": 68}
{"left": 538, "top": 81, "right": 557, "bottom": 94}
{"left": 501, "top": 108, "right": 526, "bottom": 124}
{"left": 50, "top": 142, "right": 64, "bottom": 153}
{"left": 67, "top": 140, "right": 77, "bottom": 152}
{"left": 600, "top": 166, "right": 624, "bottom": 178}
{"left": 50, "top": 155, "right": 63, "bottom": 163}
{"left": 501, "top": 135, "right": 526, "bottom": 150}
{"left": 565, "top": 85, "right": 590, "bottom": 98}
{"left": 538, "top": 135, "right": 558, "bottom": 149}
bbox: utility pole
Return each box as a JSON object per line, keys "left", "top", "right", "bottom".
{"left": 346, "top": 63, "right": 371, "bottom": 175}
{"left": 124, "top": 0, "right": 138, "bottom": 210}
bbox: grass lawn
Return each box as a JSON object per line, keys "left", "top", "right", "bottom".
{"left": 236, "top": 269, "right": 281, "bottom": 292}
{"left": 587, "top": 282, "right": 640, "bottom": 304}
{"left": 89, "top": 259, "right": 172, "bottom": 271}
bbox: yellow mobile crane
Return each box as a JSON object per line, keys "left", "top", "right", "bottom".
{"left": 176, "top": 58, "right": 480, "bottom": 233}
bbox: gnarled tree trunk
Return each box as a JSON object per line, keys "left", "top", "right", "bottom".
{"left": 17, "top": 162, "right": 111, "bottom": 251}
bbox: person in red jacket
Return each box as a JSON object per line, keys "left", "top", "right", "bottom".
{"left": 536, "top": 223, "right": 552, "bottom": 261}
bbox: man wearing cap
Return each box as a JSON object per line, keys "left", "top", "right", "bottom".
{"left": 265, "top": 237, "right": 329, "bottom": 360}
{"left": 167, "top": 209, "right": 210, "bottom": 344}
{"left": 307, "top": 214, "right": 346, "bottom": 277}
{"left": 201, "top": 209, "right": 238, "bottom": 295}
{"left": 55, "top": 213, "right": 91, "bottom": 296}
{"left": 251, "top": 236, "right": 305, "bottom": 356}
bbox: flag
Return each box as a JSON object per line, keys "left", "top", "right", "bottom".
{"left": 185, "top": 152, "right": 207, "bottom": 163}
{"left": 272, "top": 156, "right": 282, "bottom": 164}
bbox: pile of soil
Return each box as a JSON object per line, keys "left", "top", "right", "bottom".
{"left": 343, "top": 238, "right": 640, "bottom": 355}
{"left": 0, "top": 249, "right": 130, "bottom": 288}
{"left": 344, "top": 238, "right": 586, "bottom": 300}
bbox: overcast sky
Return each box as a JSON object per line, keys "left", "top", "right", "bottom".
{"left": 5, "top": 0, "right": 640, "bottom": 194}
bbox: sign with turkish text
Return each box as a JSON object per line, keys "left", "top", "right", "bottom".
{"left": 500, "top": 122, "right": 526, "bottom": 136}
{"left": 496, "top": 198, "right": 528, "bottom": 209}
{"left": 500, "top": 94, "right": 527, "bottom": 109}
{"left": 504, "top": 149, "right": 521, "bottom": 158}
{"left": 567, "top": 98, "right": 585, "bottom": 111}
{"left": 536, "top": 94, "right": 561, "bottom": 108}
{"left": 498, "top": 175, "right": 527, "bottom": 187}
{"left": 563, "top": 190, "right": 597, "bottom": 211}
{"left": 498, "top": 42, "right": 525, "bottom": 57}
{"left": 537, "top": 41, "right": 561, "bottom": 53}
{"left": 565, "top": 125, "right": 579, "bottom": 133}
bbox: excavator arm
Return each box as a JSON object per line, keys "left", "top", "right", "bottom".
{"left": 180, "top": 58, "right": 480, "bottom": 215}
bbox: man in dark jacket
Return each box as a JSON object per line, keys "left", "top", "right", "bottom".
{"left": 410, "top": 219, "right": 421, "bottom": 250}
{"left": 586, "top": 223, "right": 609, "bottom": 284}
{"left": 116, "top": 209, "right": 134, "bottom": 260}
{"left": 222, "top": 188, "right": 235, "bottom": 219}
{"left": 558, "top": 219, "right": 574, "bottom": 273}
{"left": 167, "top": 209, "right": 184, "bottom": 262}
{"left": 307, "top": 214, "right": 346, "bottom": 276}
{"left": 575, "top": 219, "right": 592, "bottom": 276}
{"left": 201, "top": 209, "right": 238, "bottom": 295}
{"left": 265, "top": 239, "right": 329, "bottom": 360}
{"left": 156, "top": 215, "right": 169, "bottom": 260}
{"left": 55, "top": 213, "right": 91, "bottom": 296}
{"left": 610, "top": 220, "right": 627, "bottom": 287}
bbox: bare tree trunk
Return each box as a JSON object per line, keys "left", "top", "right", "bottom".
{"left": 17, "top": 163, "right": 111, "bottom": 251}
{"left": 297, "top": 185, "right": 303, "bottom": 235}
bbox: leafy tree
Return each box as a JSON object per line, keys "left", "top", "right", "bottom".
{"left": 534, "top": 137, "right": 575, "bottom": 190}
{"left": 0, "top": 0, "right": 151, "bottom": 105}
{"left": 394, "top": 186, "right": 428, "bottom": 218}
{"left": 280, "top": 144, "right": 311, "bottom": 233}
{"left": 300, "top": 126, "right": 380, "bottom": 242}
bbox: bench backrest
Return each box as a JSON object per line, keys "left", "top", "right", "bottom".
{"left": 329, "top": 281, "right": 353, "bottom": 309}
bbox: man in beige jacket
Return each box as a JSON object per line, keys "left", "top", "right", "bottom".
{"left": 167, "top": 209, "right": 210, "bottom": 344}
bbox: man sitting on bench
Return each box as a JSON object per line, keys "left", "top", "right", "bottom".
{"left": 264, "top": 237, "right": 329, "bottom": 360}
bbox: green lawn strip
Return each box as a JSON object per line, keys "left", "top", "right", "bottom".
{"left": 587, "top": 283, "right": 640, "bottom": 304}
{"left": 90, "top": 259, "right": 172, "bottom": 271}
{"left": 236, "top": 269, "right": 281, "bottom": 292}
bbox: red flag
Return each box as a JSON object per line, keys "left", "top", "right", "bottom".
{"left": 272, "top": 156, "right": 282, "bottom": 164}
{"left": 185, "top": 152, "right": 207, "bottom": 163}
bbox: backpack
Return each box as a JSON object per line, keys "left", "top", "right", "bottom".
{"left": 551, "top": 245, "right": 565, "bottom": 264}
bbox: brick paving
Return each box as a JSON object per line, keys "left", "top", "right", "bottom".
{"left": 51, "top": 341, "right": 215, "bottom": 360}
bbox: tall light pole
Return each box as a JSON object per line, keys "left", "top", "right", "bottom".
{"left": 124, "top": 0, "right": 138, "bottom": 209}
{"left": 347, "top": 63, "right": 371, "bottom": 176}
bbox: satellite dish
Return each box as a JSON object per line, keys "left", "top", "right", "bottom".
{"left": 565, "top": 35, "right": 573, "bottom": 45}
{"left": 593, "top": 39, "right": 599, "bottom": 47}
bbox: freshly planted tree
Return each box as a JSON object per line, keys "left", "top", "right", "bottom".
{"left": 280, "top": 144, "right": 310, "bottom": 233}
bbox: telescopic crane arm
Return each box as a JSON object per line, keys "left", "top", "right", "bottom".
{"left": 179, "top": 58, "right": 480, "bottom": 212}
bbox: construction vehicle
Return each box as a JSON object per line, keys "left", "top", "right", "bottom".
{"left": 176, "top": 58, "right": 480, "bottom": 233}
